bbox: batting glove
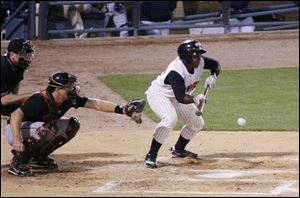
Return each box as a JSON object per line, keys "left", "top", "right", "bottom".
{"left": 204, "top": 74, "right": 217, "bottom": 89}
{"left": 193, "top": 94, "right": 206, "bottom": 107}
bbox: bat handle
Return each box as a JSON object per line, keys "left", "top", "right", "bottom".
{"left": 195, "top": 85, "right": 210, "bottom": 116}
{"left": 195, "top": 98, "right": 205, "bottom": 116}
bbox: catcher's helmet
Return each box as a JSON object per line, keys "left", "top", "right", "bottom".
{"left": 48, "top": 72, "right": 78, "bottom": 88}
{"left": 48, "top": 71, "right": 80, "bottom": 104}
{"left": 177, "top": 39, "right": 207, "bottom": 64}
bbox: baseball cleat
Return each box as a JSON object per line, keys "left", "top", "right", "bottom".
{"left": 29, "top": 156, "right": 58, "bottom": 169}
{"left": 144, "top": 153, "right": 157, "bottom": 168}
{"left": 8, "top": 163, "right": 34, "bottom": 177}
{"left": 170, "top": 146, "right": 198, "bottom": 159}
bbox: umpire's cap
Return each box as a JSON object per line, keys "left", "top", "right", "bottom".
{"left": 7, "top": 38, "right": 35, "bottom": 54}
{"left": 177, "top": 39, "right": 206, "bottom": 64}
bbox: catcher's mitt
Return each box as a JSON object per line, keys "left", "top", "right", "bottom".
{"left": 124, "top": 98, "right": 146, "bottom": 124}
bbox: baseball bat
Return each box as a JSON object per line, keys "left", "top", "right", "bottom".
{"left": 195, "top": 85, "right": 210, "bottom": 116}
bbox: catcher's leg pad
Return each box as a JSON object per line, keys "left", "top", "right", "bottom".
{"left": 124, "top": 98, "right": 146, "bottom": 124}
{"left": 10, "top": 122, "right": 58, "bottom": 166}
{"left": 11, "top": 149, "right": 31, "bottom": 165}
{"left": 21, "top": 122, "right": 58, "bottom": 158}
{"left": 40, "top": 117, "right": 80, "bottom": 157}
{"left": 64, "top": 117, "right": 80, "bottom": 139}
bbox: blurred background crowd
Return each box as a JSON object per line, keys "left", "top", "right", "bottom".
{"left": 1, "top": 1, "right": 299, "bottom": 40}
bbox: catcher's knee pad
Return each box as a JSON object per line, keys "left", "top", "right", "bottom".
{"left": 40, "top": 136, "right": 69, "bottom": 157}
{"left": 38, "top": 117, "right": 80, "bottom": 157}
{"left": 22, "top": 123, "right": 58, "bottom": 157}
{"left": 34, "top": 117, "right": 80, "bottom": 156}
{"left": 64, "top": 117, "right": 80, "bottom": 140}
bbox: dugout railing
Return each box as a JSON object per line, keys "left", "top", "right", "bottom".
{"left": 1, "top": 1, "right": 299, "bottom": 40}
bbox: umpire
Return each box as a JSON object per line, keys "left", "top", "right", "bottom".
{"left": 1, "top": 38, "right": 35, "bottom": 116}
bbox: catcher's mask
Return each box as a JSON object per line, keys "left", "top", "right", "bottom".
{"left": 8, "top": 38, "right": 35, "bottom": 71}
{"left": 48, "top": 71, "right": 80, "bottom": 105}
{"left": 177, "top": 39, "right": 206, "bottom": 64}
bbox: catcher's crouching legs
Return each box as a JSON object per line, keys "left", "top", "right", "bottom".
{"left": 8, "top": 149, "right": 34, "bottom": 176}
{"left": 8, "top": 123, "right": 58, "bottom": 176}
{"left": 29, "top": 117, "right": 80, "bottom": 169}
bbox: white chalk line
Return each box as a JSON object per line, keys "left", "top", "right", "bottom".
{"left": 93, "top": 181, "right": 119, "bottom": 193}
{"left": 93, "top": 179, "right": 149, "bottom": 193}
{"left": 159, "top": 156, "right": 299, "bottom": 162}
{"left": 94, "top": 189, "right": 272, "bottom": 196}
{"left": 94, "top": 178, "right": 299, "bottom": 195}
{"left": 188, "top": 168, "right": 298, "bottom": 173}
{"left": 208, "top": 157, "right": 299, "bottom": 161}
{"left": 159, "top": 176, "right": 296, "bottom": 183}
{"left": 92, "top": 180, "right": 270, "bottom": 196}
{"left": 93, "top": 168, "right": 299, "bottom": 195}
{"left": 94, "top": 186, "right": 298, "bottom": 196}
{"left": 270, "top": 180, "right": 299, "bottom": 195}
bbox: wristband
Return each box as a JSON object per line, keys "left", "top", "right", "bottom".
{"left": 114, "top": 105, "right": 124, "bottom": 114}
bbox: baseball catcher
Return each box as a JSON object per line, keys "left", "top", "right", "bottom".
{"left": 4, "top": 71, "right": 145, "bottom": 176}
{"left": 144, "top": 39, "right": 221, "bottom": 168}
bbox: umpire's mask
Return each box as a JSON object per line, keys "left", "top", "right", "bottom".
{"left": 8, "top": 39, "right": 35, "bottom": 71}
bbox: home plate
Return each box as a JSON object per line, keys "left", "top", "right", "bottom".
{"left": 195, "top": 169, "right": 299, "bottom": 179}
{"left": 199, "top": 172, "right": 242, "bottom": 179}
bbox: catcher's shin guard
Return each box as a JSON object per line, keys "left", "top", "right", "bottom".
{"left": 40, "top": 117, "right": 80, "bottom": 157}
{"left": 9, "top": 150, "right": 33, "bottom": 176}
{"left": 10, "top": 149, "right": 31, "bottom": 166}
{"left": 21, "top": 122, "right": 58, "bottom": 158}
{"left": 64, "top": 117, "right": 80, "bottom": 139}
{"left": 8, "top": 128, "right": 56, "bottom": 176}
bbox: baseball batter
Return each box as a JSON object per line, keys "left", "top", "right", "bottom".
{"left": 4, "top": 71, "right": 145, "bottom": 176}
{"left": 144, "top": 39, "right": 221, "bottom": 168}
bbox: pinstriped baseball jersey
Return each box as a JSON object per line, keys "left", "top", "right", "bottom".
{"left": 149, "top": 57, "right": 205, "bottom": 97}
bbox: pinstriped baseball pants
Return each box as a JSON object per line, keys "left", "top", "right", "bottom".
{"left": 146, "top": 88, "right": 204, "bottom": 144}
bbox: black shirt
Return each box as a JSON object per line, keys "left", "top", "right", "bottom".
{"left": 1, "top": 53, "right": 24, "bottom": 96}
{"left": 20, "top": 90, "right": 88, "bottom": 122}
{"left": 1, "top": 53, "right": 25, "bottom": 116}
{"left": 140, "top": 2, "right": 177, "bottom": 22}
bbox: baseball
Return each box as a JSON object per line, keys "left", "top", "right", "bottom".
{"left": 237, "top": 117, "right": 246, "bottom": 126}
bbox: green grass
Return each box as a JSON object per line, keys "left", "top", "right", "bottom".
{"left": 98, "top": 67, "right": 299, "bottom": 131}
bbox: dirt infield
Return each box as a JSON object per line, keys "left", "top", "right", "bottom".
{"left": 1, "top": 31, "right": 299, "bottom": 196}
{"left": 1, "top": 131, "right": 298, "bottom": 197}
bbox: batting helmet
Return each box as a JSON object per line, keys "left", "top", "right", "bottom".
{"left": 48, "top": 71, "right": 80, "bottom": 104}
{"left": 177, "top": 40, "right": 207, "bottom": 64}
